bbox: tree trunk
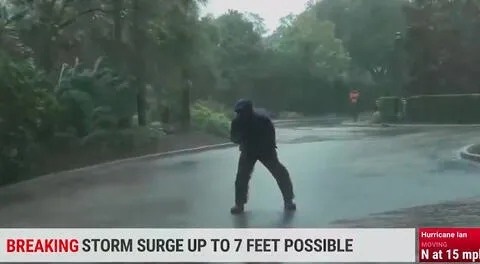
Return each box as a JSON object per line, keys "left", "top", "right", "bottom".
{"left": 132, "top": 0, "right": 147, "bottom": 126}
{"left": 181, "top": 69, "right": 191, "bottom": 130}
{"left": 113, "top": 0, "right": 123, "bottom": 42}
{"left": 136, "top": 80, "right": 147, "bottom": 126}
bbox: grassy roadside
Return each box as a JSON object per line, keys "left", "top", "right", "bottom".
{"left": 7, "top": 101, "right": 232, "bottom": 185}
{"left": 31, "top": 131, "right": 229, "bottom": 178}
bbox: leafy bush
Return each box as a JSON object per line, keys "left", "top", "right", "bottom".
{"left": 191, "top": 101, "right": 230, "bottom": 138}
{"left": 406, "top": 94, "right": 480, "bottom": 123}
{"left": 196, "top": 99, "right": 234, "bottom": 118}
{"left": 0, "top": 54, "right": 57, "bottom": 184}
{"left": 149, "top": 121, "right": 166, "bottom": 134}
{"left": 56, "top": 58, "right": 136, "bottom": 136}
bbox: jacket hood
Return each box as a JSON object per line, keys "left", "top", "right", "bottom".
{"left": 234, "top": 99, "right": 253, "bottom": 113}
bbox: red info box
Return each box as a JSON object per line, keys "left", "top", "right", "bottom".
{"left": 418, "top": 228, "right": 480, "bottom": 262}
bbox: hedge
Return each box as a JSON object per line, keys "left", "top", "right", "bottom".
{"left": 378, "top": 96, "right": 402, "bottom": 122}
{"left": 405, "top": 94, "right": 480, "bottom": 123}
{"left": 191, "top": 101, "right": 230, "bottom": 138}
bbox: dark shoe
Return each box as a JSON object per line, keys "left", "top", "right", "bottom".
{"left": 230, "top": 204, "right": 245, "bottom": 215}
{"left": 284, "top": 200, "right": 297, "bottom": 211}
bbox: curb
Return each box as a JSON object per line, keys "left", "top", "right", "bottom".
{"left": 40, "top": 142, "right": 236, "bottom": 176}
{"left": 341, "top": 123, "right": 480, "bottom": 128}
{"left": 389, "top": 123, "right": 480, "bottom": 128}
{"left": 460, "top": 144, "right": 480, "bottom": 163}
{"left": 274, "top": 118, "right": 344, "bottom": 127}
{"left": 340, "top": 122, "right": 379, "bottom": 127}
{"left": 274, "top": 117, "right": 336, "bottom": 122}
{"left": 274, "top": 118, "right": 335, "bottom": 124}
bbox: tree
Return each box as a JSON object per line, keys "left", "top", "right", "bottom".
{"left": 0, "top": 2, "right": 31, "bottom": 58}
{"left": 210, "top": 10, "right": 266, "bottom": 103}
{"left": 0, "top": 53, "right": 56, "bottom": 183}
{"left": 313, "top": 0, "right": 407, "bottom": 89}
{"left": 9, "top": 0, "right": 111, "bottom": 75}
{"left": 276, "top": 8, "right": 350, "bottom": 80}
{"left": 404, "top": 0, "right": 480, "bottom": 95}
{"left": 261, "top": 7, "right": 351, "bottom": 114}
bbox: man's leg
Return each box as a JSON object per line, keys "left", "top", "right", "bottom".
{"left": 259, "top": 149, "right": 296, "bottom": 211}
{"left": 232, "top": 151, "right": 257, "bottom": 214}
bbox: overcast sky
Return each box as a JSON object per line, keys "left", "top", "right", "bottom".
{"left": 201, "top": 0, "right": 312, "bottom": 33}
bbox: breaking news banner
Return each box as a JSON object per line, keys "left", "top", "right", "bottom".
{"left": 0, "top": 228, "right": 415, "bottom": 262}
{"left": 418, "top": 227, "right": 480, "bottom": 263}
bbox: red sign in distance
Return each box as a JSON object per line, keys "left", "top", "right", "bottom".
{"left": 418, "top": 228, "right": 480, "bottom": 262}
{"left": 350, "top": 90, "right": 359, "bottom": 103}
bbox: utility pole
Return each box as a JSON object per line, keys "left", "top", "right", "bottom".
{"left": 394, "top": 31, "right": 405, "bottom": 121}
{"left": 132, "top": 0, "right": 147, "bottom": 126}
{"left": 394, "top": 31, "right": 404, "bottom": 97}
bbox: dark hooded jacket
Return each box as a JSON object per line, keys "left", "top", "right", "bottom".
{"left": 230, "top": 99, "right": 276, "bottom": 154}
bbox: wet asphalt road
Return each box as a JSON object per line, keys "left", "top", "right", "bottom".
{"left": 1, "top": 125, "right": 480, "bottom": 228}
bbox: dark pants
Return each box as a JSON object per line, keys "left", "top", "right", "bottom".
{"left": 234, "top": 149, "right": 294, "bottom": 205}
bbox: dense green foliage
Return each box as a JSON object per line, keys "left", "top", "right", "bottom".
{"left": 403, "top": 0, "right": 480, "bottom": 95}
{"left": 406, "top": 94, "right": 480, "bottom": 124}
{"left": 191, "top": 101, "right": 231, "bottom": 137}
{"left": 56, "top": 58, "right": 136, "bottom": 135}
{"left": 377, "top": 97, "right": 402, "bottom": 122}
{"left": 1, "top": 0, "right": 480, "bottom": 184}
{"left": 0, "top": 54, "right": 56, "bottom": 184}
